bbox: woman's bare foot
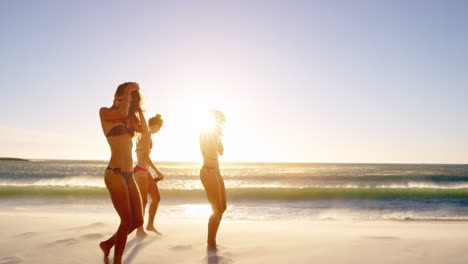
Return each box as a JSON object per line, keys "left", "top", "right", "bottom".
{"left": 136, "top": 227, "right": 148, "bottom": 238}
{"left": 99, "top": 241, "right": 111, "bottom": 260}
{"left": 207, "top": 241, "right": 217, "bottom": 252}
{"left": 146, "top": 225, "right": 162, "bottom": 235}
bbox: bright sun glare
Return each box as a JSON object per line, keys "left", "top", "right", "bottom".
{"left": 177, "top": 92, "right": 226, "bottom": 135}
{"left": 180, "top": 204, "right": 213, "bottom": 218}
{"left": 200, "top": 113, "right": 218, "bottom": 133}
{"left": 151, "top": 89, "right": 242, "bottom": 162}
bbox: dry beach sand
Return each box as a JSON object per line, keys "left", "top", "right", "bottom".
{"left": 1, "top": 208, "right": 468, "bottom": 264}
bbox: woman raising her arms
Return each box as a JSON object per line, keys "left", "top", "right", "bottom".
{"left": 133, "top": 110, "right": 165, "bottom": 236}
{"left": 200, "top": 109, "right": 227, "bottom": 251}
{"left": 98, "top": 82, "right": 144, "bottom": 264}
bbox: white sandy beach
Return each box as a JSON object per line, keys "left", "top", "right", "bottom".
{"left": 1, "top": 209, "right": 468, "bottom": 264}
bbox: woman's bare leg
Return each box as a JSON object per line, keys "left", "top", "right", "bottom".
{"left": 134, "top": 171, "right": 149, "bottom": 237}
{"left": 99, "top": 171, "right": 134, "bottom": 264}
{"left": 147, "top": 174, "right": 161, "bottom": 233}
{"left": 127, "top": 174, "right": 144, "bottom": 234}
{"left": 99, "top": 174, "right": 144, "bottom": 263}
{"left": 200, "top": 167, "right": 227, "bottom": 250}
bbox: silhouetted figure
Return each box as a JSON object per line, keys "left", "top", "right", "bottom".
{"left": 200, "top": 110, "right": 227, "bottom": 251}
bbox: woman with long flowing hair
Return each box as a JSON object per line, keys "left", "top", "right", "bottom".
{"left": 98, "top": 82, "right": 144, "bottom": 264}
{"left": 199, "top": 109, "right": 227, "bottom": 251}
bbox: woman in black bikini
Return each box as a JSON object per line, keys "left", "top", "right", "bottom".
{"left": 98, "top": 82, "right": 144, "bottom": 264}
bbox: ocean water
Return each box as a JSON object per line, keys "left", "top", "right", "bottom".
{"left": 1, "top": 160, "right": 468, "bottom": 221}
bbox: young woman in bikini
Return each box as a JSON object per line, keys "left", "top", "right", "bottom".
{"left": 98, "top": 82, "right": 144, "bottom": 264}
{"left": 199, "top": 109, "right": 227, "bottom": 251}
{"left": 133, "top": 111, "right": 165, "bottom": 236}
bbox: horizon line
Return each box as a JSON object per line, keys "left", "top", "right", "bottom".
{"left": 1, "top": 157, "right": 466, "bottom": 166}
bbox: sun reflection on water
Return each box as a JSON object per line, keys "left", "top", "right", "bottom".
{"left": 179, "top": 204, "right": 213, "bottom": 218}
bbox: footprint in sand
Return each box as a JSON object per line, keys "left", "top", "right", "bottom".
{"left": 169, "top": 244, "right": 193, "bottom": 251}
{"left": 47, "top": 238, "right": 78, "bottom": 246}
{"left": 81, "top": 233, "right": 104, "bottom": 240}
{"left": 0, "top": 256, "right": 24, "bottom": 264}
{"left": 13, "top": 232, "right": 38, "bottom": 238}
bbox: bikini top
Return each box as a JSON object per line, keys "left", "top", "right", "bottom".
{"left": 106, "top": 125, "right": 135, "bottom": 137}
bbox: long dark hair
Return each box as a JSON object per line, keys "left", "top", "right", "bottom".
{"left": 115, "top": 82, "right": 140, "bottom": 121}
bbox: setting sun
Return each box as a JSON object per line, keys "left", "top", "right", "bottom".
{"left": 2, "top": 1, "right": 468, "bottom": 263}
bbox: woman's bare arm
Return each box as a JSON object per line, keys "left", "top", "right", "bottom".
{"left": 218, "top": 138, "right": 224, "bottom": 156}
{"left": 129, "top": 115, "right": 144, "bottom": 133}
{"left": 137, "top": 109, "right": 149, "bottom": 134}
{"left": 139, "top": 136, "right": 164, "bottom": 179}
{"left": 130, "top": 108, "right": 148, "bottom": 134}
{"left": 100, "top": 83, "right": 139, "bottom": 121}
{"left": 145, "top": 153, "right": 164, "bottom": 180}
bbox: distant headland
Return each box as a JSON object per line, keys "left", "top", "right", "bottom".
{"left": 0, "top": 157, "right": 30, "bottom": 161}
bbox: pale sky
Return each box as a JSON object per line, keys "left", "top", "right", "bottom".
{"left": 1, "top": 0, "right": 467, "bottom": 163}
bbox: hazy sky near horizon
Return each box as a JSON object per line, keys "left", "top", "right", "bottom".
{"left": 1, "top": 0, "right": 467, "bottom": 163}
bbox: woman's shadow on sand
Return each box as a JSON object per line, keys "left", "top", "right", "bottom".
{"left": 106, "top": 235, "right": 160, "bottom": 264}
{"left": 204, "top": 249, "right": 232, "bottom": 264}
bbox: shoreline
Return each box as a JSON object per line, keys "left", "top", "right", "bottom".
{"left": 2, "top": 196, "right": 468, "bottom": 223}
